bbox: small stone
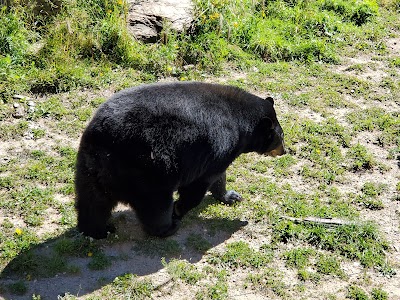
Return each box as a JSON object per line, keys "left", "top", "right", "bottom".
{"left": 13, "top": 94, "right": 31, "bottom": 101}
{"left": 183, "top": 64, "right": 194, "bottom": 70}
{"left": 27, "top": 101, "right": 36, "bottom": 107}
{"left": 13, "top": 103, "right": 20, "bottom": 108}
{"left": 13, "top": 106, "right": 25, "bottom": 118}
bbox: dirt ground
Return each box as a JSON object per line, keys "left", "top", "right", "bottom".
{"left": 0, "top": 37, "right": 399, "bottom": 299}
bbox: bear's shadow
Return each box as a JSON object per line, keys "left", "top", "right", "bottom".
{"left": 0, "top": 197, "right": 247, "bottom": 299}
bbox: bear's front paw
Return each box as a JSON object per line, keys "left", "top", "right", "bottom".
{"left": 222, "top": 190, "right": 243, "bottom": 205}
{"left": 79, "top": 223, "right": 116, "bottom": 239}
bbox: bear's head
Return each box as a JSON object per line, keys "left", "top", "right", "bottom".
{"left": 251, "top": 97, "right": 286, "bottom": 157}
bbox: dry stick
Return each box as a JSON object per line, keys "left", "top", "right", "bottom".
{"left": 280, "top": 216, "right": 356, "bottom": 227}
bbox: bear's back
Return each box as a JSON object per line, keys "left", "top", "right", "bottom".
{"left": 84, "top": 82, "right": 271, "bottom": 171}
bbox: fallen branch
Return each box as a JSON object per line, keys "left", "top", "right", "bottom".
{"left": 280, "top": 216, "right": 355, "bottom": 227}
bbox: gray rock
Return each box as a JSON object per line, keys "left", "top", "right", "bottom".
{"left": 12, "top": 103, "right": 25, "bottom": 119}
{"left": 127, "top": 0, "right": 194, "bottom": 42}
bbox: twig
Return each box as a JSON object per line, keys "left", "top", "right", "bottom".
{"left": 280, "top": 216, "right": 355, "bottom": 227}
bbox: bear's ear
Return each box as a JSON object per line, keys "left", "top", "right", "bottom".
{"left": 265, "top": 96, "right": 274, "bottom": 105}
{"left": 258, "top": 117, "right": 273, "bottom": 131}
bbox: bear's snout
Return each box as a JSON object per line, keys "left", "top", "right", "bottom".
{"left": 266, "top": 143, "right": 286, "bottom": 157}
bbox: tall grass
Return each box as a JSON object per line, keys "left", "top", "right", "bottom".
{"left": 0, "top": 0, "right": 391, "bottom": 100}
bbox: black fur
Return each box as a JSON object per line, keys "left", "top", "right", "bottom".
{"left": 75, "top": 82, "right": 285, "bottom": 238}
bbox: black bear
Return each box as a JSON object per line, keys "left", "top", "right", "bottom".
{"left": 75, "top": 81, "right": 285, "bottom": 239}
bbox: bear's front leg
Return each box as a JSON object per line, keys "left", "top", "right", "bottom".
{"left": 209, "top": 172, "right": 242, "bottom": 205}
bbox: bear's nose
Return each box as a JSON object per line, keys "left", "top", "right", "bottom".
{"left": 268, "top": 144, "right": 286, "bottom": 157}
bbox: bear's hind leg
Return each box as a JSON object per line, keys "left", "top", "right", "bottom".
{"left": 133, "top": 190, "right": 179, "bottom": 237}
{"left": 174, "top": 180, "right": 210, "bottom": 219}
{"left": 75, "top": 174, "right": 116, "bottom": 239}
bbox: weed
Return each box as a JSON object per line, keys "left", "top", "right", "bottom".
{"left": 185, "top": 233, "right": 212, "bottom": 252}
{"left": 346, "top": 108, "right": 400, "bottom": 147}
{"left": 163, "top": 258, "right": 203, "bottom": 284}
{"left": 111, "top": 273, "right": 154, "bottom": 299}
{"left": 208, "top": 241, "right": 272, "bottom": 269}
{"left": 196, "top": 271, "right": 228, "bottom": 300}
{"left": 88, "top": 252, "right": 112, "bottom": 270}
{"left": 347, "top": 144, "right": 375, "bottom": 171}
{"left": 54, "top": 236, "right": 100, "bottom": 257}
{"left": 245, "top": 268, "right": 286, "bottom": 298}
{"left": 316, "top": 254, "right": 344, "bottom": 277}
{"left": 273, "top": 154, "right": 297, "bottom": 176}
{"left": 347, "top": 285, "right": 369, "bottom": 300}
{"left": 0, "top": 227, "right": 39, "bottom": 264}
{"left": 273, "top": 220, "right": 391, "bottom": 272}
{"left": 297, "top": 269, "right": 321, "bottom": 282}
{"left": 283, "top": 247, "right": 314, "bottom": 269}
{"left": 371, "top": 288, "right": 388, "bottom": 300}
{"left": 6, "top": 280, "right": 27, "bottom": 295}
{"left": 354, "top": 182, "right": 385, "bottom": 210}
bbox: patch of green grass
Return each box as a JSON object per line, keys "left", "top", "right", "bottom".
{"left": 111, "top": 273, "right": 154, "bottom": 299}
{"left": 195, "top": 272, "right": 228, "bottom": 300}
{"left": 0, "top": 227, "right": 39, "bottom": 265}
{"left": 353, "top": 182, "right": 386, "bottom": 210}
{"left": 297, "top": 269, "right": 321, "bottom": 282}
{"left": 0, "top": 6, "right": 33, "bottom": 64}
{"left": 390, "top": 57, "right": 400, "bottom": 67}
{"left": 185, "top": 233, "right": 212, "bottom": 252}
{"left": 4, "top": 186, "right": 54, "bottom": 226}
{"left": 245, "top": 268, "right": 286, "bottom": 298}
{"left": 346, "top": 144, "right": 375, "bottom": 171}
{"left": 273, "top": 154, "right": 297, "bottom": 176}
{"left": 2, "top": 249, "right": 79, "bottom": 279}
{"left": 272, "top": 221, "right": 391, "bottom": 273}
{"left": 0, "top": 0, "right": 387, "bottom": 101}
{"left": 371, "top": 288, "right": 388, "bottom": 300}
{"left": 6, "top": 280, "right": 27, "bottom": 296}
{"left": 0, "top": 120, "right": 29, "bottom": 140}
{"left": 284, "top": 116, "right": 350, "bottom": 183}
{"left": 347, "top": 108, "right": 400, "bottom": 147}
{"left": 322, "top": 0, "right": 379, "bottom": 26}
{"left": 315, "top": 254, "right": 345, "bottom": 277}
{"left": 54, "top": 237, "right": 102, "bottom": 258}
{"left": 280, "top": 185, "right": 357, "bottom": 219}
{"left": 347, "top": 285, "right": 369, "bottom": 300}
{"left": 283, "top": 247, "right": 314, "bottom": 269}
{"left": 88, "top": 252, "right": 112, "bottom": 270}
{"left": 163, "top": 258, "right": 203, "bottom": 284}
{"left": 208, "top": 241, "right": 272, "bottom": 269}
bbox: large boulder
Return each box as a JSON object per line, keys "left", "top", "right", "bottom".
{"left": 127, "top": 0, "right": 194, "bottom": 42}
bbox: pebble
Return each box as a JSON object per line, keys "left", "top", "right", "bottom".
{"left": 13, "top": 94, "right": 31, "bottom": 101}
{"left": 12, "top": 103, "right": 25, "bottom": 118}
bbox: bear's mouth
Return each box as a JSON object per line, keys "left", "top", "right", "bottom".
{"left": 266, "top": 143, "right": 286, "bottom": 157}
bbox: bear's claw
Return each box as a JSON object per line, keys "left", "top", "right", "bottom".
{"left": 222, "top": 190, "right": 243, "bottom": 205}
